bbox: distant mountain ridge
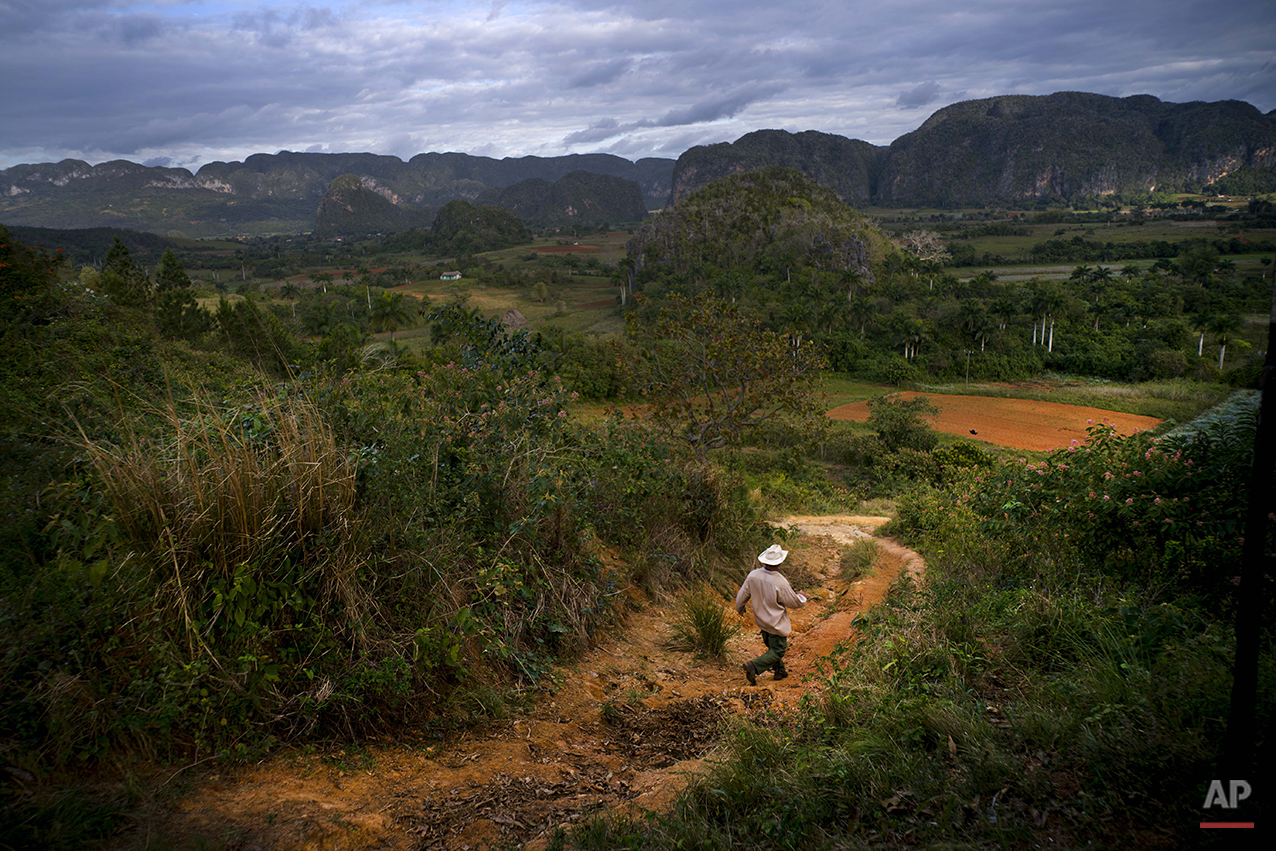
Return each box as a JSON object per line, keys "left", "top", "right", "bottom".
{"left": 0, "top": 151, "right": 674, "bottom": 237}
{"left": 478, "top": 170, "right": 648, "bottom": 227}
{"left": 3, "top": 92, "right": 1273, "bottom": 236}
{"left": 672, "top": 93, "right": 1276, "bottom": 207}
{"left": 669, "top": 130, "right": 885, "bottom": 205}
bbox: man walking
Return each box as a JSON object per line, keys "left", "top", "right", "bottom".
{"left": 735, "top": 544, "right": 806, "bottom": 685}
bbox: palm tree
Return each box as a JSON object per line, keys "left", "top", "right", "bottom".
{"left": 369, "top": 291, "right": 416, "bottom": 340}
{"left": 280, "top": 283, "right": 300, "bottom": 317}
{"left": 846, "top": 294, "right": 876, "bottom": 338}
{"left": 990, "top": 297, "right": 1016, "bottom": 331}
{"left": 1207, "top": 314, "right": 1242, "bottom": 370}
{"left": 893, "top": 316, "right": 928, "bottom": 360}
{"left": 958, "top": 299, "right": 991, "bottom": 349}
{"left": 1031, "top": 286, "right": 1065, "bottom": 352}
{"left": 1191, "top": 312, "right": 1213, "bottom": 356}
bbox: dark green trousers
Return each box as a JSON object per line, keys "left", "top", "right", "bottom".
{"left": 750, "top": 630, "right": 788, "bottom": 674}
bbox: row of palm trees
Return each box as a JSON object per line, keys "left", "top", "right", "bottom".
{"left": 845, "top": 275, "right": 1245, "bottom": 368}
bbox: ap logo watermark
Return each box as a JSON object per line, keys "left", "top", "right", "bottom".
{"left": 1201, "top": 779, "right": 1254, "bottom": 829}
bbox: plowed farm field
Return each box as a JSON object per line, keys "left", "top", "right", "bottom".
{"left": 828, "top": 392, "right": 1164, "bottom": 452}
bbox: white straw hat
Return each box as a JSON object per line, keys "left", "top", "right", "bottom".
{"left": 758, "top": 544, "right": 788, "bottom": 566}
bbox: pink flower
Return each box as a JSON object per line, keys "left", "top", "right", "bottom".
{"left": 1126, "top": 498, "right": 1134, "bottom": 504}
{"left": 1154, "top": 498, "right": 1161, "bottom": 505}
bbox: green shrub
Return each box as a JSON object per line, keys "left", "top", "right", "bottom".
{"left": 665, "top": 586, "right": 740, "bottom": 659}
{"left": 866, "top": 393, "right": 938, "bottom": 453}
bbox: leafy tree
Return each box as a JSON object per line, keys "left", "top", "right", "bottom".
{"left": 214, "top": 296, "right": 299, "bottom": 375}
{"left": 628, "top": 296, "right": 826, "bottom": 458}
{"left": 155, "top": 289, "right": 211, "bottom": 340}
{"left": 100, "top": 236, "right": 151, "bottom": 306}
{"left": 867, "top": 394, "right": 939, "bottom": 453}
{"left": 154, "top": 248, "right": 192, "bottom": 292}
{"left": 0, "top": 223, "right": 59, "bottom": 314}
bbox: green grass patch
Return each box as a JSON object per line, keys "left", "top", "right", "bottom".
{"left": 838, "top": 539, "right": 880, "bottom": 584}
{"left": 665, "top": 586, "right": 741, "bottom": 660}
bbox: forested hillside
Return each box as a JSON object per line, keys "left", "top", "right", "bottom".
{"left": 627, "top": 168, "right": 1270, "bottom": 387}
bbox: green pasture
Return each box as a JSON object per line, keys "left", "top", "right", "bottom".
{"left": 386, "top": 273, "right": 625, "bottom": 347}
{"left": 954, "top": 220, "right": 1276, "bottom": 266}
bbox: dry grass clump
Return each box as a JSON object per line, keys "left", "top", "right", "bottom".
{"left": 79, "top": 388, "right": 365, "bottom": 629}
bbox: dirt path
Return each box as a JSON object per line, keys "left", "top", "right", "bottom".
{"left": 115, "top": 517, "right": 921, "bottom": 851}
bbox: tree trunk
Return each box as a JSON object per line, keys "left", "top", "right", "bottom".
{"left": 1048, "top": 318, "right": 1055, "bottom": 353}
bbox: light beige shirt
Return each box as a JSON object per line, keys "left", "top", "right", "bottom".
{"left": 735, "top": 566, "right": 805, "bottom": 636}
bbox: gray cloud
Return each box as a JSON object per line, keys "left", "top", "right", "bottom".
{"left": 654, "top": 83, "right": 783, "bottom": 126}
{"left": 896, "top": 81, "right": 942, "bottom": 109}
{"left": 568, "top": 59, "right": 632, "bottom": 89}
{"left": 0, "top": 0, "right": 1273, "bottom": 169}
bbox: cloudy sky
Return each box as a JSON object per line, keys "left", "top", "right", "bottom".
{"left": 2, "top": 0, "right": 1273, "bottom": 171}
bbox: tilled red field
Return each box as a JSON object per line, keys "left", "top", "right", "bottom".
{"left": 828, "top": 392, "right": 1163, "bottom": 452}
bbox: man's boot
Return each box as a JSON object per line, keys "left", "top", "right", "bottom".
{"left": 772, "top": 662, "right": 788, "bottom": 681}
{"left": 742, "top": 660, "right": 757, "bottom": 685}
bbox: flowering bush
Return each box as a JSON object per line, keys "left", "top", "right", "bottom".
{"left": 951, "top": 400, "right": 1263, "bottom": 606}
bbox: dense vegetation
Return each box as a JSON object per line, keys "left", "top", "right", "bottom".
{"left": 478, "top": 170, "right": 649, "bottom": 228}
{"left": 0, "top": 221, "right": 769, "bottom": 846}
{"left": 626, "top": 168, "right": 1270, "bottom": 388}
{"left": 1, "top": 145, "right": 1271, "bottom": 845}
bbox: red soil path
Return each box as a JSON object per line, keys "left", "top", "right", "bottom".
{"left": 828, "top": 392, "right": 1163, "bottom": 452}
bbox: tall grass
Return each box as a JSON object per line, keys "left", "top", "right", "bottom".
{"left": 665, "top": 586, "right": 740, "bottom": 659}
{"left": 80, "top": 389, "right": 368, "bottom": 640}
